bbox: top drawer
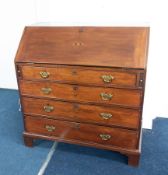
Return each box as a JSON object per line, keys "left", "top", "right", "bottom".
{"left": 19, "top": 65, "right": 138, "bottom": 87}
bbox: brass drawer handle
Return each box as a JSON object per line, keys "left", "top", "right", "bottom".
{"left": 100, "top": 93, "right": 113, "bottom": 101}
{"left": 41, "top": 87, "right": 52, "bottom": 94}
{"left": 45, "top": 125, "right": 55, "bottom": 132}
{"left": 101, "top": 75, "right": 114, "bottom": 83}
{"left": 44, "top": 105, "right": 54, "bottom": 112}
{"left": 100, "top": 113, "right": 112, "bottom": 120}
{"left": 100, "top": 134, "right": 111, "bottom": 141}
{"left": 40, "top": 71, "right": 50, "bottom": 79}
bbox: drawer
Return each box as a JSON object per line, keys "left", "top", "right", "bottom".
{"left": 22, "top": 97, "right": 140, "bottom": 129}
{"left": 20, "top": 81, "right": 142, "bottom": 107}
{"left": 25, "top": 115, "right": 138, "bottom": 149}
{"left": 20, "top": 65, "right": 137, "bottom": 87}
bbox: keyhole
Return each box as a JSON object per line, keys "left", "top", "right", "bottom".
{"left": 72, "top": 70, "right": 77, "bottom": 75}
{"left": 73, "top": 86, "right": 78, "bottom": 91}
{"left": 74, "top": 123, "right": 80, "bottom": 129}
{"left": 73, "top": 86, "right": 78, "bottom": 96}
{"left": 73, "top": 104, "right": 79, "bottom": 111}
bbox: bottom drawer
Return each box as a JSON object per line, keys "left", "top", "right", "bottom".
{"left": 25, "top": 115, "right": 138, "bottom": 149}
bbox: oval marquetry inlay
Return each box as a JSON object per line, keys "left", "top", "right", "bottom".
{"left": 73, "top": 42, "right": 84, "bottom": 46}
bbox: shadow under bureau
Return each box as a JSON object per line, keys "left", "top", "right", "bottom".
{"left": 15, "top": 27, "right": 149, "bottom": 166}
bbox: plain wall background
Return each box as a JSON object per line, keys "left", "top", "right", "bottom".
{"left": 0, "top": 0, "right": 168, "bottom": 129}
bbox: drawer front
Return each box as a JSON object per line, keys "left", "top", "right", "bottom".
{"left": 22, "top": 97, "right": 140, "bottom": 129}
{"left": 20, "top": 65, "right": 137, "bottom": 87}
{"left": 20, "top": 81, "right": 142, "bottom": 107}
{"left": 25, "top": 116, "right": 138, "bottom": 149}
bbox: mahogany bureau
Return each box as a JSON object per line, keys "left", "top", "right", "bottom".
{"left": 15, "top": 27, "right": 149, "bottom": 166}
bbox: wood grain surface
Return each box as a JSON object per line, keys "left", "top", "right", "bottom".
{"left": 25, "top": 115, "right": 138, "bottom": 149}
{"left": 15, "top": 27, "right": 149, "bottom": 69}
{"left": 20, "top": 80, "right": 142, "bottom": 107}
{"left": 22, "top": 97, "right": 140, "bottom": 129}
